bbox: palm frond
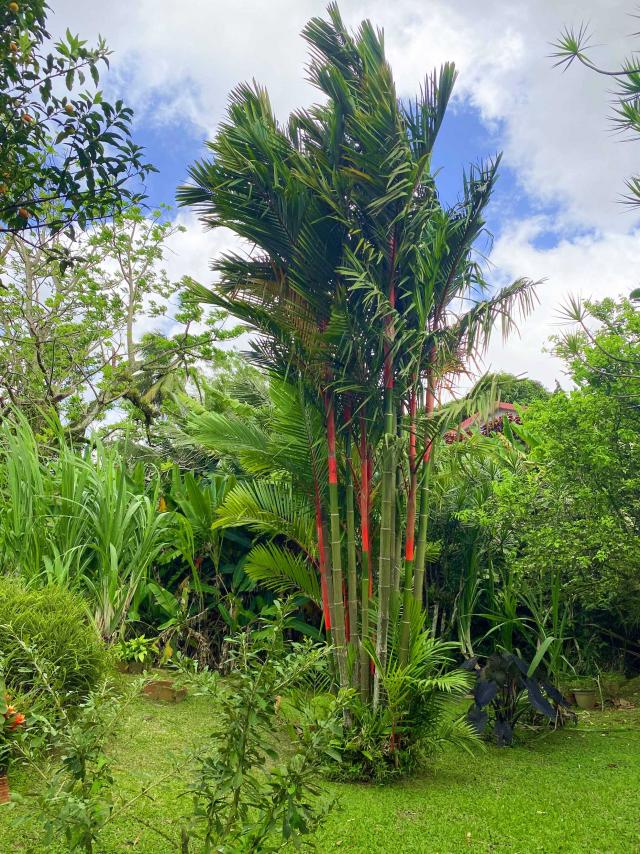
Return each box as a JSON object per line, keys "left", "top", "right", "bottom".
{"left": 243, "top": 542, "right": 321, "bottom": 604}
{"left": 214, "top": 480, "right": 315, "bottom": 553}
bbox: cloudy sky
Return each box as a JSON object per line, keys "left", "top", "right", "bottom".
{"left": 52, "top": 0, "right": 640, "bottom": 388}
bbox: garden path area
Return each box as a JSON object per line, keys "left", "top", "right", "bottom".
{"left": 1, "top": 685, "right": 639, "bottom": 853}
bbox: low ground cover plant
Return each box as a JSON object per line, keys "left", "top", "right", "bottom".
{"left": 113, "top": 635, "right": 157, "bottom": 670}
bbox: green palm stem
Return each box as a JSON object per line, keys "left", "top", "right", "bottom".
{"left": 322, "top": 522, "right": 341, "bottom": 688}
{"left": 399, "top": 386, "right": 418, "bottom": 664}
{"left": 374, "top": 395, "right": 395, "bottom": 708}
{"left": 392, "top": 457, "right": 401, "bottom": 594}
{"left": 358, "top": 415, "right": 371, "bottom": 700}
{"left": 374, "top": 250, "right": 397, "bottom": 707}
{"left": 321, "top": 516, "right": 338, "bottom": 649}
{"left": 308, "top": 374, "right": 332, "bottom": 634}
{"left": 413, "top": 385, "right": 436, "bottom": 605}
{"left": 391, "top": 404, "right": 404, "bottom": 597}
{"left": 325, "top": 390, "right": 349, "bottom": 687}
{"left": 344, "top": 424, "right": 359, "bottom": 685}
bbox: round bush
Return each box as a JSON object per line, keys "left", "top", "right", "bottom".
{"left": 0, "top": 578, "right": 107, "bottom": 708}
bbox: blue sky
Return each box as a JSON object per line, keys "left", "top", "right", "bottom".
{"left": 53, "top": 0, "right": 640, "bottom": 387}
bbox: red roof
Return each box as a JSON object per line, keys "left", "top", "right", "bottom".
{"left": 445, "top": 402, "right": 521, "bottom": 444}
{"left": 457, "top": 401, "right": 516, "bottom": 432}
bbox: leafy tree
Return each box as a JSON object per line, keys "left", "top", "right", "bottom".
{"left": 489, "top": 297, "right": 640, "bottom": 649}
{"left": 0, "top": 0, "right": 153, "bottom": 239}
{"left": 179, "top": 3, "right": 536, "bottom": 720}
{"left": 0, "top": 207, "right": 243, "bottom": 437}
{"left": 423, "top": 432, "right": 524, "bottom": 651}
{"left": 557, "top": 295, "right": 640, "bottom": 394}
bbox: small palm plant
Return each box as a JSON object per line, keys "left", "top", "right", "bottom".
{"left": 335, "top": 606, "right": 478, "bottom": 780}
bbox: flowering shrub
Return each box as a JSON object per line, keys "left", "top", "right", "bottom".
{"left": 0, "top": 681, "right": 26, "bottom": 772}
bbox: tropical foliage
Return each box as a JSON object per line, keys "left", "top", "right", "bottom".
{"left": 0, "top": 0, "right": 153, "bottom": 238}
{"left": 179, "top": 4, "right": 537, "bottom": 716}
{"left": 553, "top": 17, "right": 640, "bottom": 206}
{"left": 0, "top": 3, "right": 639, "bottom": 849}
{"left": 465, "top": 652, "right": 570, "bottom": 747}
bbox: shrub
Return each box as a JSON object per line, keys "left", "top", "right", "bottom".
{"left": 185, "top": 602, "right": 340, "bottom": 851}
{"left": 0, "top": 578, "right": 107, "bottom": 709}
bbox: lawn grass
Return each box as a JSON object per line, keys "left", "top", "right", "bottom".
{"left": 1, "top": 684, "right": 639, "bottom": 853}
{"left": 318, "top": 709, "right": 640, "bottom": 853}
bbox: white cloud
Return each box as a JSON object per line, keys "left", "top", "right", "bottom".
{"left": 364, "top": 0, "right": 640, "bottom": 232}
{"left": 52, "top": 0, "right": 320, "bottom": 134}
{"left": 52, "top": 0, "right": 640, "bottom": 230}
{"left": 162, "top": 213, "right": 253, "bottom": 351}
{"left": 163, "top": 213, "right": 242, "bottom": 287}
{"left": 49, "top": 1, "right": 640, "bottom": 384}
{"left": 482, "top": 220, "right": 640, "bottom": 386}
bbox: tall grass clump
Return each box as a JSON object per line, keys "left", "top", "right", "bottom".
{"left": 0, "top": 414, "right": 190, "bottom": 640}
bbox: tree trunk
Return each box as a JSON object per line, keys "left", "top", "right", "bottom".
{"left": 325, "top": 391, "right": 349, "bottom": 687}
{"left": 413, "top": 384, "right": 436, "bottom": 605}
{"left": 345, "top": 428, "right": 359, "bottom": 686}
{"left": 399, "top": 387, "right": 418, "bottom": 663}
{"left": 313, "top": 481, "right": 331, "bottom": 632}
{"left": 359, "top": 418, "right": 371, "bottom": 700}
{"left": 374, "top": 239, "right": 397, "bottom": 706}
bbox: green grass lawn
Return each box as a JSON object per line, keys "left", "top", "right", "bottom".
{"left": 1, "top": 687, "right": 639, "bottom": 853}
